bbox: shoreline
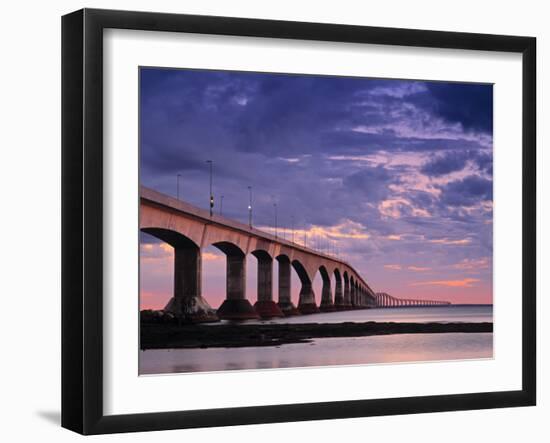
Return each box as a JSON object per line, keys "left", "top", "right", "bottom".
{"left": 140, "top": 321, "right": 493, "bottom": 350}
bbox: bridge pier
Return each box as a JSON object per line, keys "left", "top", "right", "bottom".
{"left": 253, "top": 253, "right": 284, "bottom": 318}
{"left": 342, "top": 276, "right": 352, "bottom": 309}
{"left": 298, "top": 282, "right": 320, "bottom": 314}
{"left": 276, "top": 256, "right": 300, "bottom": 316}
{"left": 333, "top": 275, "right": 345, "bottom": 309}
{"left": 217, "top": 251, "right": 259, "bottom": 320}
{"left": 320, "top": 282, "right": 335, "bottom": 312}
{"left": 164, "top": 246, "right": 218, "bottom": 323}
{"left": 320, "top": 269, "right": 335, "bottom": 312}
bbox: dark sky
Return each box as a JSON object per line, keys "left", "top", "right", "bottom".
{"left": 139, "top": 67, "right": 493, "bottom": 308}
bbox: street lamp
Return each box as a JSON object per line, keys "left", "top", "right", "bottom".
{"left": 220, "top": 195, "right": 224, "bottom": 216}
{"left": 206, "top": 160, "right": 213, "bottom": 216}
{"left": 273, "top": 202, "right": 278, "bottom": 238}
{"left": 248, "top": 186, "right": 252, "bottom": 228}
{"left": 176, "top": 173, "right": 182, "bottom": 200}
{"left": 291, "top": 215, "right": 295, "bottom": 243}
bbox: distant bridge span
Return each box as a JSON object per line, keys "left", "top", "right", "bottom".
{"left": 140, "top": 187, "right": 377, "bottom": 321}
{"left": 375, "top": 292, "right": 451, "bottom": 308}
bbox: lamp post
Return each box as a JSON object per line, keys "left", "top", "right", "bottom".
{"left": 176, "top": 173, "right": 182, "bottom": 200}
{"left": 248, "top": 186, "right": 252, "bottom": 228}
{"left": 220, "top": 195, "right": 224, "bottom": 216}
{"left": 206, "top": 160, "right": 213, "bottom": 216}
{"left": 273, "top": 202, "right": 278, "bottom": 238}
{"left": 291, "top": 216, "right": 295, "bottom": 243}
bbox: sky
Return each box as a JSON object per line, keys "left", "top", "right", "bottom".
{"left": 139, "top": 67, "right": 493, "bottom": 310}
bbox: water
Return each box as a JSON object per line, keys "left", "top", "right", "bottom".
{"left": 140, "top": 305, "right": 493, "bottom": 375}
{"left": 235, "top": 304, "right": 493, "bottom": 325}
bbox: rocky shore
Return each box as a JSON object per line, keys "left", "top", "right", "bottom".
{"left": 140, "top": 321, "right": 493, "bottom": 350}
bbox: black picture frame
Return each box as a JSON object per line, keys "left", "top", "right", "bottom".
{"left": 61, "top": 8, "right": 536, "bottom": 435}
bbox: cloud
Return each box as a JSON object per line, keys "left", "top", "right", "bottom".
{"left": 386, "top": 235, "right": 402, "bottom": 240}
{"left": 140, "top": 242, "right": 172, "bottom": 262}
{"left": 277, "top": 157, "right": 301, "bottom": 163}
{"left": 343, "top": 165, "right": 394, "bottom": 203}
{"left": 369, "top": 82, "right": 428, "bottom": 98}
{"left": 439, "top": 175, "right": 493, "bottom": 207}
{"left": 421, "top": 150, "right": 493, "bottom": 178}
{"left": 429, "top": 238, "right": 472, "bottom": 245}
{"left": 408, "top": 266, "right": 431, "bottom": 272}
{"left": 203, "top": 251, "right": 222, "bottom": 261}
{"left": 378, "top": 198, "right": 431, "bottom": 219}
{"left": 258, "top": 219, "right": 370, "bottom": 242}
{"left": 421, "top": 151, "right": 470, "bottom": 176}
{"left": 410, "top": 278, "right": 480, "bottom": 288}
{"left": 384, "top": 264, "right": 402, "bottom": 270}
{"left": 422, "top": 83, "right": 494, "bottom": 133}
{"left": 453, "top": 257, "right": 491, "bottom": 270}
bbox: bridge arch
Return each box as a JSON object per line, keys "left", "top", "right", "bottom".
{"left": 140, "top": 227, "right": 217, "bottom": 322}
{"left": 141, "top": 227, "right": 198, "bottom": 249}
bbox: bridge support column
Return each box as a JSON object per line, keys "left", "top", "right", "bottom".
{"left": 217, "top": 253, "right": 259, "bottom": 320}
{"left": 277, "top": 257, "right": 300, "bottom": 316}
{"left": 164, "top": 247, "right": 218, "bottom": 323}
{"left": 298, "top": 282, "right": 320, "bottom": 314}
{"left": 334, "top": 277, "right": 345, "bottom": 309}
{"left": 254, "top": 256, "right": 284, "bottom": 318}
{"left": 343, "top": 278, "right": 352, "bottom": 309}
{"left": 320, "top": 279, "right": 335, "bottom": 312}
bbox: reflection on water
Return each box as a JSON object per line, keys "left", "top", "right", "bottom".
{"left": 140, "top": 333, "right": 493, "bottom": 375}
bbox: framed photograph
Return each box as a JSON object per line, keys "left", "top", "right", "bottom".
{"left": 62, "top": 8, "right": 536, "bottom": 435}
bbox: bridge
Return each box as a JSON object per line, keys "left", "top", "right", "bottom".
{"left": 375, "top": 292, "right": 451, "bottom": 308}
{"left": 140, "top": 187, "right": 378, "bottom": 322}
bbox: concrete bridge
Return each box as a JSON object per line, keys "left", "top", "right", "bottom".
{"left": 140, "top": 187, "right": 377, "bottom": 321}
{"left": 375, "top": 292, "right": 451, "bottom": 308}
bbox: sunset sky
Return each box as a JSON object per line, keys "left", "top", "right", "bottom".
{"left": 139, "top": 67, "right": 493, "bottom": 310}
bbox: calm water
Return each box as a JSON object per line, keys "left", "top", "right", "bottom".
{"left": 235, "top": 304, "right": 493, "bottom": 325}
{"left": 140, "top": 305, "right": 493, "bottom": 375}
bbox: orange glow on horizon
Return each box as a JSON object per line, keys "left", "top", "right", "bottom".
{"left": 410, "top": 278, "right": 480, "bottom": 288}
